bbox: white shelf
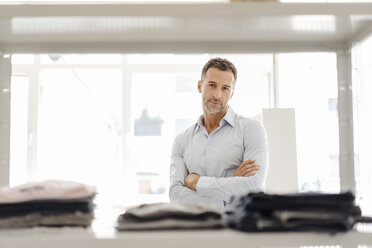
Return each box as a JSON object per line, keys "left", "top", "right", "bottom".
{"left": 1, "top": 2, "right": 372, "bottom": 53}
{"left": 1, "top": 226, "right": 372, "bottom": 248}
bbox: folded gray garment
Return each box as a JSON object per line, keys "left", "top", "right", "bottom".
{"left": 116, "top": 202, "right": 223, "bottom": 230}
{"left": 0, "top": 213, "right": 39, "bottom": 229}
{"left": 0, "top": 211, "right": 94, "bottom": 229}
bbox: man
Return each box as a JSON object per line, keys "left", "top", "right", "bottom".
{"left": 169, "top": 57, "right": 268, "bottom": 211}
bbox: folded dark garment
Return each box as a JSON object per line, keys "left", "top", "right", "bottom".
{"left": 236, "top": 192, "right": 355, "bottom": 211}
{"left": 0, "top": 198, "right": 94, "bottom": 218}
{"left": 230, "top": 208, "right": 358, "bottom": 232}
{"left": 224, "top": 192, "right": 363, "bottom": 233}
{"left": 117, "top": 202, "right": 224, "bottom": 231}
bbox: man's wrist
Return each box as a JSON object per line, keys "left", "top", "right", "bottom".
{"left": 185, "top": 173, "right": 200, "bottom": 191}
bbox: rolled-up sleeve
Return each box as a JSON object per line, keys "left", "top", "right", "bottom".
{"left": 196, "top": 120, "right": 268, "bottom": 203}
{"left": 169, "top": 134, "right": 224, "bottom": 211}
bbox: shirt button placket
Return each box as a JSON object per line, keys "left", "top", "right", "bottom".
{"left": 205, "top": 133, "right": 213, "bottom": 175}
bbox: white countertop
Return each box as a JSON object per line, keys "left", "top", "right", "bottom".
{"left": 1, "top": 208, "right": 372, "bottom": 248}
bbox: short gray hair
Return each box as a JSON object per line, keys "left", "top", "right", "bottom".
{"left": 201, "top": 57, "right": 237, "bottom": 84}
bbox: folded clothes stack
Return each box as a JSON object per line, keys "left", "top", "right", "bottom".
{"left": 116, "top": 202, "right": 224, "bottom": 231}
{"left": 225, "top": 192, "right": 366, "bottom": 233}
{"left": 0, "top": 180, "right": 96, "bottom": 229}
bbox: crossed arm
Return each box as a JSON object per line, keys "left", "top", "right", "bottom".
{"left": 169, "top": 121, "right": 268, "bottom": 210}
{"left": 184, "top": 160, "right": 259, "bottom": 190}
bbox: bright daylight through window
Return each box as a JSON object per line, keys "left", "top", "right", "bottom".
{"left": 9, "top": 53, "right": 344, "bottom": 209}
{"left": 353, "top": 35, "right": 372, "bottom": 217}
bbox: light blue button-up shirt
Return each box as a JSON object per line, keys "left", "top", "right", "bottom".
{"left": 169, "top": 107, "right": 268, "bottom": 211}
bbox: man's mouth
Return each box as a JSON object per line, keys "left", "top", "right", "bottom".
{"left": 209, "top": 100, "right": 221, "bottom": 105}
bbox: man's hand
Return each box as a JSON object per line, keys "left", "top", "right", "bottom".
{"left": 234, "top": 160, "right": 259, "bottom": 177}
{"left": 184, "top": 173, "right": 200, "bottom": 191}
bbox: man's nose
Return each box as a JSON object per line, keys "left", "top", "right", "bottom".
{"left": 213, "top": 88, "right": 222, "bottom": 99}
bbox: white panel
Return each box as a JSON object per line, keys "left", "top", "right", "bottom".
{"left": 263, "top": 108, "right": 298, "bottom": 193}
{"left": 0, "top": 55, "right": 11, "bottom": 187}
{"left": 337, "top": 50, "right": 356, "bottom": 193}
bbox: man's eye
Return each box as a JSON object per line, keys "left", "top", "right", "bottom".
{"left": 209, "top": 84, "right": 215, "bottom": 87}
{"left": 223, "top": 87, "right": 230, "bottom": 91}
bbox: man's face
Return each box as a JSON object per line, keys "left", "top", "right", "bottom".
{"left": 198, "top": 67, "right": 235, "bottom": 115}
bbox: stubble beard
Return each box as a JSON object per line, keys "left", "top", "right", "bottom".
{"left": 203, "top": 98, "right": 227, "bottom": 115}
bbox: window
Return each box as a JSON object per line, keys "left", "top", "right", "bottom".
{"left": 353, "top": 35, "right": 372, "bottom": 216}
{"left": 9, "top": 76, "right": 29, "bottom": 187}
{"left": 277, "top": 52, "right": 339, "bottom": 193}
{"left": 10, "top": 53, "right": 273, "bottom": 207}
{"left": 10, "top": 52, "right": 345, "bottom": 208}
{"left": 11, "top": 54, "right": 124, "bottom": 206}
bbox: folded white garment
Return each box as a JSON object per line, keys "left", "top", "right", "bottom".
{"left": 0, "top": 180, "right": 96, "bottom": 204}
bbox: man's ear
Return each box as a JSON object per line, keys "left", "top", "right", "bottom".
{"left": 197, "top": 80, "right": 202, "bottom": 93}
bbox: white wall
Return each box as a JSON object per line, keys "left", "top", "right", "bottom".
{"left": 0, "top": 55, "right": 11, "bottom": 187}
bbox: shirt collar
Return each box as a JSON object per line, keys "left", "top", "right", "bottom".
{"left": 223, "top": 107, "right": 236, "bottom": 127}
{"left": 196, "top": 106, "right": 236, "bottom": 129}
